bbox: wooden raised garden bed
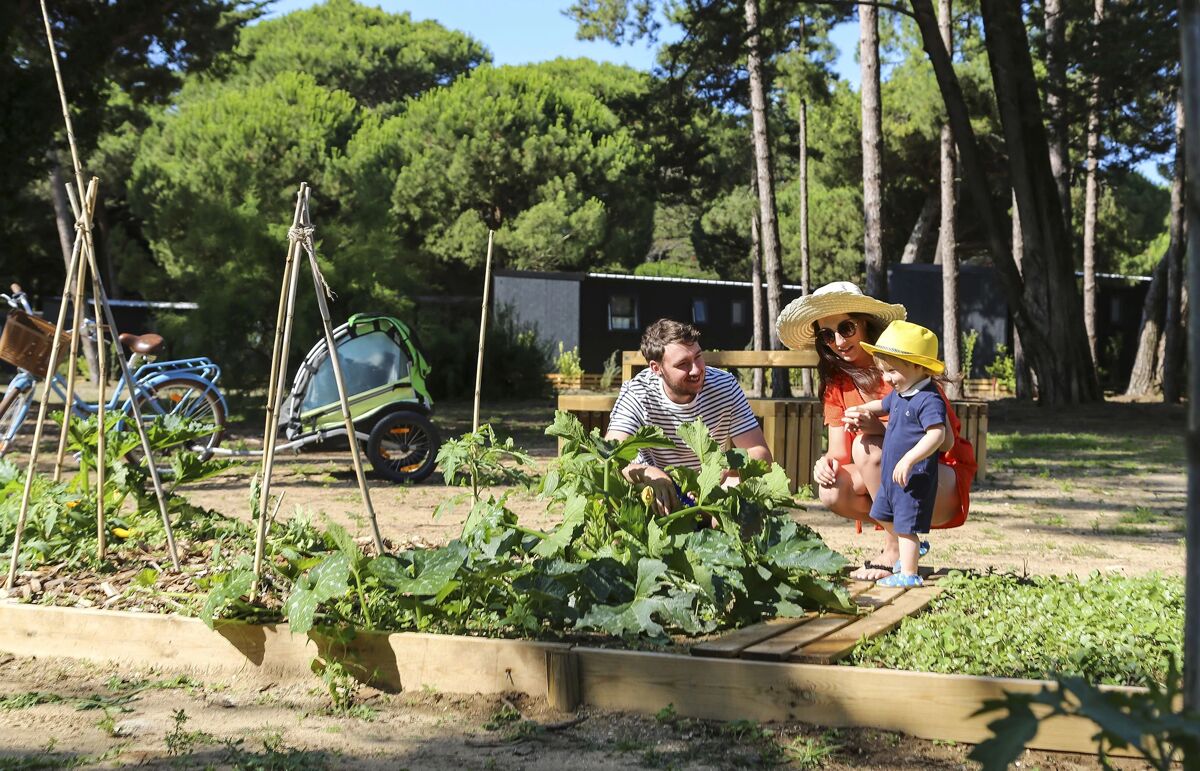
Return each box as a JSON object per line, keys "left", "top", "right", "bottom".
{"left": 0, "top": 601, "right": 1140, "bottom": 757}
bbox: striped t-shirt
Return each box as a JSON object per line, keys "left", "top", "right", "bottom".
{"left": 607, "top": 367, "right": 760, "bottom": 470}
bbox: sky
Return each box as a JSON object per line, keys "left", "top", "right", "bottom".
{"left": 265, "top": 0, "right": 864, "bottom": 83}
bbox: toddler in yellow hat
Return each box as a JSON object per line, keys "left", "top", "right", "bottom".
{"left": 846, "top": 320, "right": 948, "bottom": 587}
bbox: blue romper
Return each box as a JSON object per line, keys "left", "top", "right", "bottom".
{"left": 869, "top": 380, "right": 947, "bottom": 535}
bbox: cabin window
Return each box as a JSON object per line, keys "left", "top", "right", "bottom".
{"left": 731, "top": 300, "right": 747, "bottom": 326}
{"left": 609, "top": 294, "right": 638, "bottom": 331}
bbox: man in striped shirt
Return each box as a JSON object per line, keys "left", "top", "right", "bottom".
{"left": 606, "top": 319, "right": 771, "bottom": 514}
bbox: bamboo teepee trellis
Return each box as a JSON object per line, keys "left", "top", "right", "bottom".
{"left": 249, "top": 183, "right": 383, "bottom": 600}
{"left": 4, "top": 0, "right": 184, "bottom": 590}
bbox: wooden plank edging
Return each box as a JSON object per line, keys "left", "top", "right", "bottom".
{"left": 0, "top": 602, "right": 1138, "bottom": 757}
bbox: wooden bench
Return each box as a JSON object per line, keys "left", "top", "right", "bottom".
{"left": 557, "top": 350, "right": 988, "bottom": 491}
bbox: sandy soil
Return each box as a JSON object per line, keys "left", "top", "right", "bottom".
{"left": 0, "top": 396, "right": 1185, "bottom": 768}
{"left": 0, "top": 653, "right": 1145, "bottom": 770}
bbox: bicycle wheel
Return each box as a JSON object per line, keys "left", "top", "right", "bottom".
{"left": 0, "top": 386, "right": 34, "bottom": 457}
{"left": 366, "top": 411, "right": 440, "bottom": 483}
{"left": 125, "top": 377, "right": 226, "bottom": 463}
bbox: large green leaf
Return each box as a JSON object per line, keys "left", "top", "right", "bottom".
{"left": 532, "top": 495, "right": 587, "bottom": 558}
{"left": 283, "top": 552, "right": 352, "bottom": 635}
{"left": 372, "top": 543, "right": 468, "bottom": 596}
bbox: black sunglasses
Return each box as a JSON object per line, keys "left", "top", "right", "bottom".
{"left": 817, "top": 319, "right": 860, "bottom": 345}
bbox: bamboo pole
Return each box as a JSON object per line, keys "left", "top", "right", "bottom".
{"left": 51, "top": 191, "right": 91, "bottom": 481}
{"left": 298, "top": 191, "right": 384, "bottom": 554}
{"left": 89, "top": 259, "right": 108, "bottom": 560}
{"left": 35, "top": 0, "right": 179, "bottom": 570}
{"left": 4, "top": 181, "right": 93, "bottom": 590}
{"left": 250, "top": 185, "right": 307, "bottom": 600}
{"left": 472, "top": 230, "right": 495, "bottom": 433}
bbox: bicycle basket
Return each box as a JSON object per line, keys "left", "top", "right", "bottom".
{"left": 0, "top": 311, "right": 71, "bottom": 378}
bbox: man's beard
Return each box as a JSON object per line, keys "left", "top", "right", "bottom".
{"left": 662, "top": 369, "right": 704, "bottom": 399}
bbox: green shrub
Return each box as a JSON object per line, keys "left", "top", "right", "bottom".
{"left": 960, "top": 329, "right": 979, "bottom": 378}
{"left": 419, "top": 305, "right": 551, "bottom": 400}
{"left": 555, "top": 342, "right": 583, "bottom": 378}
{"left": 985, "top": 343, "right": 1016, "bottom": 391}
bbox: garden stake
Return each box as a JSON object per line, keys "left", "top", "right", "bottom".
{"left": 4, "top": 180, "right": 92, "bottom": 590}
{"left": 251, "top": 185, "right": 307, "bottom": 600}
{"left": 26, "top": 0, "right": 181, "bottom": 572}
{"left": 89, "top": 260, "right": 108, "bottom": 560}
{"left": 472, "top": 229, "right": 495, "bottom": 433}
{"left": 50, "top": 189, "right": 92, "bottom": 482}
{"left": 297, "top": 190, "right": 384, "bottom": 554}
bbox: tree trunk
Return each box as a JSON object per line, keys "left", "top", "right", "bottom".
{"left": 1081, "top": 0, "right": 1105, "bottom": 368}
{"left": 860, "top": 2, "right": 886, "bottom": 299}
{"left": 48, "top": 158, "right": 101, "bottom": 384}
{"left": 938, "top": 0, "right": 962, "bottom": 399}
{"left": 744, "top": 0, "right": 789, "bottom": 397}
{"left": 1125, "top": 254, "right": 1168, "bottom": 396}
{"left": 799, "top": 100, "right": 812, "bottom": 294}
{"left": 798, "top": 99, "right": 813, "bottom": 396}
{"left": 1043, "top": 0, "right": 1073, "bottom": 230}
{"left": 1012, "top": 190, "right": 1034, "bottom": 398}
{"left": 1180, "top": 0, "right": 1200, "bottom": 713}
{"left": 1163, "top": 96, "right": 1186, "bottom": 403}
{"left": 750, "top": 209, "right": 765, "bottom": 398}
{"left": 901, "top": 193, "right": 939, "bottom": 264}
{"left": 909, "top": 0, "right": 1100, "bottom": 404}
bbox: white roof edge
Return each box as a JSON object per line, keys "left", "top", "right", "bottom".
{"left": 585, "top": 272, "right": 804, "bottom": 290}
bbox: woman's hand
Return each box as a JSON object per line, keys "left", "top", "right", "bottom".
{"left": 842, "top": 406, "right": 885, "bottom": 435}
{"left": 813, "top": 455, "right": 840, "bottom": 488}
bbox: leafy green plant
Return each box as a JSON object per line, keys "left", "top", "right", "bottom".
{"left": 199, "top": 412, "right": 850, "bottom": 643}
{"left": 599, "top": 349, "right": 621, "bottom": 390}
{"left": 960, "top": 329, "right": 980, "bottom": 378}
{"left": 969, "top": 658, "right": 1199, "bottom": 770}
{"left": 985, "top": 343, "right": 1016, "bottom": 391}
{"left": 850, "top": 573, "right": 1183, "bottom": 687}
{"left": 435, "top": 424, "right": 538, "bottom": 503}
{"left": 556, "top": 341, "right": 583, "bottom": 378}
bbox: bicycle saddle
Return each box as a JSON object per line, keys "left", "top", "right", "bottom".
{"left": 118, "top": 332, "right": 164, "bottom": 355}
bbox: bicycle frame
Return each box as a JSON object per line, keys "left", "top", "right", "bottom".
{"left": 1, "top": 349, "right": 228, "bottom": 450}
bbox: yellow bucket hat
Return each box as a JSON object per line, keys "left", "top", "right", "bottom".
{"left": 859, "top": 320, "right": 945, "bottom": 374}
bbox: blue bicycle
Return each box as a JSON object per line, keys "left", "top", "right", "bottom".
{"left": 0, "top": 284, "right": 228, "bottom": 459}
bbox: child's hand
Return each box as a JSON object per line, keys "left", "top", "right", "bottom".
{"left": 893, "top": 456, "right": 914, "bottom": 487}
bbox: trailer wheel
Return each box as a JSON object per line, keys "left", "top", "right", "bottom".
{"left": 367, "top": 411, "right": 440, "bottom": 483}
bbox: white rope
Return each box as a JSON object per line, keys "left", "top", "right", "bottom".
{"left": 288, "top": 226, "right": 335, "bottom": 300}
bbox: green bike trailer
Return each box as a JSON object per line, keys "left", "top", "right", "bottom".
{"left": 281, "top": 313, "right": 440, "bottom": 482}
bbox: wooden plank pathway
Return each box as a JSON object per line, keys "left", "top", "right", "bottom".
{"left": 691, "top": 568, "right": 951, "bottom": 665}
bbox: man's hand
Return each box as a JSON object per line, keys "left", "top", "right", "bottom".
{"left": 630, "top": 465, "right": 679, "bottom": 516}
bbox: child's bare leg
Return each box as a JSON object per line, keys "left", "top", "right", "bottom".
{"left": 896, "top": 533, "right": 921, "bottom": 575}
{"left": 851, "top": 433, "right": 883, "bottom": 497}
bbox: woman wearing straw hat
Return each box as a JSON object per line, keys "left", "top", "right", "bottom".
{"left": 777, "top": 282, "right": 976, "bottom": 581}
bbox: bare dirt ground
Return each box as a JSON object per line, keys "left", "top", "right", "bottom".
{"left": 0, "top": 395, "right": 1185, "bottom": 768}
{"left": 0, "top": 653, "right": 1146, "bottom": 770}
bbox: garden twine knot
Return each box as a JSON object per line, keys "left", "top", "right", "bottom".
{"left": 287, "top": 225, "right": 335, "bottom": 300}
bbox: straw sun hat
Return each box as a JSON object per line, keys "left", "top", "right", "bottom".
{"left": 860, "top": 319, "right": 946, "bottom": 374}
{"left": 776, "top": 281, "right": 906, "bottom": 350}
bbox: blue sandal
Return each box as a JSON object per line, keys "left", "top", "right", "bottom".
{"left": 877, "top": 572, "right": 924, "bottom": 588}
